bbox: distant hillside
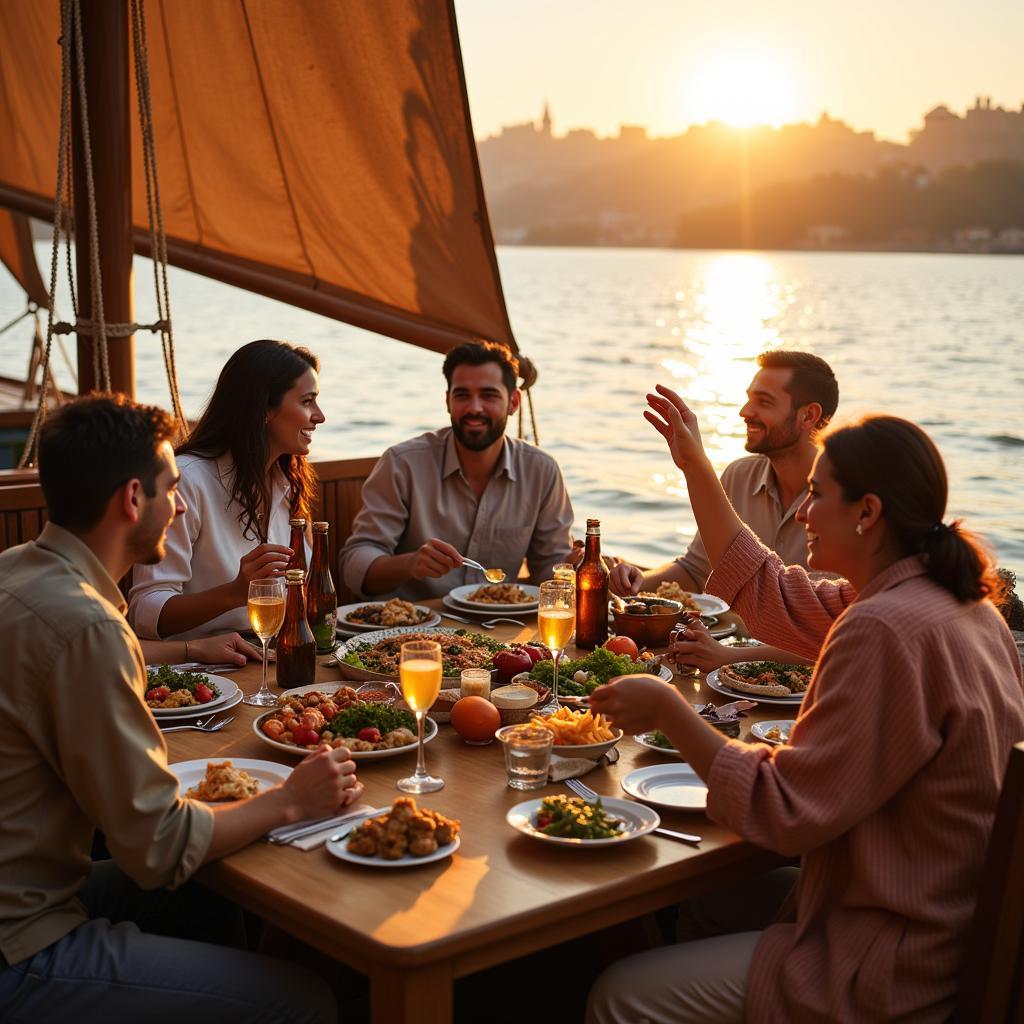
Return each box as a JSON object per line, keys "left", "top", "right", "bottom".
{"left": 674, "top": 161, "right": 1024, "bottom": 250}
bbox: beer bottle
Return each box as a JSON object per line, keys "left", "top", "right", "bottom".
{"left": 276, "top": 568, "right": 316, "bottom": 688}
{"left": 307, "top": 521, "right": 338, "bottom": 652}
{"left": 287, "top": 517, "right": 307, "bottom": 573}
{"left": 575, "top": 518, "right": 609, "bottom": 648}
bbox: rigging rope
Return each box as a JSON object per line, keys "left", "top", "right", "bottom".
{"left": 18, "top": 0, "right": 185, "bottom": 467}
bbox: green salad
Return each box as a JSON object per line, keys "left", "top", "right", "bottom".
{"left": 326, "top": 704, "right": 415, "bottom": 737}
{"left": 145, "top": 664, "right": 221, "bottom": 700}
{"left": 649, "top": 730, "right": 677, "bottom": 751}
{"left": 528, "top": 647, "right": 658, "bottom": 696}
{"left": 534, "top": 795, "right": 624, "bottom": 840}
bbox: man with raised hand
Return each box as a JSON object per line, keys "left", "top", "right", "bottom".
{"left": 0, "top": 395, "right": 361, "bottom": 1021}
{"left": 340, "top": 339, "right": 574, "bottom": 601}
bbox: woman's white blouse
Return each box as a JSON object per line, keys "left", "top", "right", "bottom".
{"left": 128, "top": 453, "right": 297, "bottom": 640}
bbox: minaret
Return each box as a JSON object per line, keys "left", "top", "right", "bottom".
{"left": 541, "top": 100, "right": 552, "bottom": 136}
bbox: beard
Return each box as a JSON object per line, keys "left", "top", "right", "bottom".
{"left": 744, "top": 411, "right": 802, "bottom": 455}
{"left": 128, "top": 509, "right": 173, "bottom": 566}
{"left": 451, "top": 412, "right": 508, "bottom": 452}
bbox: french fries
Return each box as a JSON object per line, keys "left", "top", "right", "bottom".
{"left": 529, "top": 706, "right": 616, "bottom": 745}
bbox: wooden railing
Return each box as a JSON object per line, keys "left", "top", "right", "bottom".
{"left": 0, "top": 460, "right": 378, "bottom": 589}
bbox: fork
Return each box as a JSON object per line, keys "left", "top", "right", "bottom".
{"left": 565, "top": 777, "right": 702, "bottom": 845}
{"left": 442, "top": 612, "right": 494, "bottom": 628}
{"left": 159, "top": 715, "right": 235, "bottom": 734}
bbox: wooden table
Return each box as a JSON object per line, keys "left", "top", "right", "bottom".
{"left": 166, "top": 605, "right": 786, "bottom": 1023}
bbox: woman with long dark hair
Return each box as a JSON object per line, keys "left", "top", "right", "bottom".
{"left": 129, "top": 340, "right": 324, "bottom": 639}
{"left": 587, "top": 386, "right": 1024, "bottom": 1023}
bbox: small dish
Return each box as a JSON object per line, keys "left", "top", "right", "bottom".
{"left": 326, "top": 834, "right": 459, "bottom": 868}
{"left": 169, "top": 758, "right": 291, "bottom": 800}
{"left": 633, "top": 731, "right": 682, "bottom": 757}
{"left": 550, "top": 729, "right": 624, "bottom": 761}
{"left": 620, "top": 763, "right": 708, "bottom": 811}
{"left": 750, "top": 719, "right": 795, "bottom": 746}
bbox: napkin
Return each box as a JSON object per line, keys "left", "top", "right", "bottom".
{"left": 266, "top": 803, "right": 382, "bottom": 852}
{"left": 548, "top": 746, "right": 619, "bottom": 782}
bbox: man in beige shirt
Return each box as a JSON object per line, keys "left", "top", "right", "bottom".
{"left": 340, "top": 340, "right": 574, "bottom": 601}
{"left": 612, "top": 350, "right": 839, "bottom": 597}
{"left": 0, "top": 395, "right": 362, "bottom": 1021}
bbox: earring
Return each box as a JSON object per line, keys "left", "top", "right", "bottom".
{"left": 856, "top": 524, "right": 863, "bottom": 535}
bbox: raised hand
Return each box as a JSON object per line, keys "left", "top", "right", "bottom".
{"left": 589, "top": 673, "right": 682, "bottom": 735}
{"left": 410, "top": 538, "right": 463, "bottom": 580}
{"left": 662, "top": 618, "right": 733, "bottom": 672}
{"left": 609, "top": 561, "right": 644, "bottom": 596}
{"left": 645, "top": 384, "right": 707, "bottom": 472}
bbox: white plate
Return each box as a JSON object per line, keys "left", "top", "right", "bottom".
{"left": 326, "top": 832, "right": 459, "bottom": 868}
{"left": 169, "top": 758, "right": 291, "bottom": 800}
{"left": 252, "top": 709, "right": 438, "bottom": 760}
{"left": 277, "top": 680, "right": 399, "bottom": 702}
{"left": 750, "top": 719, "right": 795, "bottom": 746}
{"left": 149, "top": 674, "right": 240, "bottom": 718}
{"left": 633, "top": 732, "right": 682, "bottom": 757}
{"left": 706, "top": 665, "right": 807, "bottom": 706}
{"left": 159, "top": 689, "right": 244, "bottom": 720}
{"left": 335, "top": 602, "right": 440, "bottom": 633}
{"left": 621, "top": 763, "right": 708, "bottom": 811}
{"left": 440, "top": 592, "right": 533, "bottom": 619}
{"left": 507, "top": 796, "right": 660, "bottom": 846}
{"left": 687, "top": 593, "right": 730, "bottom": 616}
{"left": 447, "top": 583, "right": 540, "bottom": 612}
{"left": 708, "top": 621, "right": 737, "bottom": 640}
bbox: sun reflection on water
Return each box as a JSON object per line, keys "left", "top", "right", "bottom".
{"left": 653, "top": 253, "right": 787, "bottom": 525}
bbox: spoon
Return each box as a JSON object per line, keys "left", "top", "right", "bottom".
{"left": 461, "top": 556, "right": 506, "bottom": 583}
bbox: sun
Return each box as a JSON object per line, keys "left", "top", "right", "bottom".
{"left": 690, "top": 55, "right": 796, "bottom": 129}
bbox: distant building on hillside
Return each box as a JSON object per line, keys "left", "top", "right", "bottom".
{"left": 908, "top": 97, "right": 1024, "bottom": 170}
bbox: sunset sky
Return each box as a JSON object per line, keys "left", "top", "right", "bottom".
{"left": 455, "top": 0, "right": 1024, "bottom": 143}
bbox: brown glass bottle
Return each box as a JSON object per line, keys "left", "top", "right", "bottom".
{"left": 286, "top": 517, "right": 307, "bottom": 574}
{"left": 307, "top": 521, "right": 338, "bottom": 652}
{"left": 575, "top": 518, "right": 609, "bottom": 648}
{"left": 276, "top": 568, "right": 316, "bottom": 688}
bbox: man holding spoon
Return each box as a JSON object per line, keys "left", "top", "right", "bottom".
{"left": 340, "top": 340, "right": 575, "bottom": 601}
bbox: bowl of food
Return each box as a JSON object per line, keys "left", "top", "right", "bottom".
{"left": 610, "top": 596, "right": 684, "bottom": 647}
{"left": 528, "top": 706, "right": 623, "bottom": 760}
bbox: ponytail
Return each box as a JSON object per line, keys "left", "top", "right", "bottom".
{"left": 822, "top": 416, "right": 1003, "bottom": 605}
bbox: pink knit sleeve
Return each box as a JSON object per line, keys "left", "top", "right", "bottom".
{"left": 706, "top": 528, "right": 857, "bottom": 658}
{"left": 706, "top": 610, "right": 940, "bottom": 856}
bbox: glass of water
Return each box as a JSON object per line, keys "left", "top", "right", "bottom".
{"left": 496, "top": 724, "right": 554, "bottom": 790}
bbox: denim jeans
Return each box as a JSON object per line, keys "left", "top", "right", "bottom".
{"left": 0, "top": 861, "right": 336, "bottom": 1023}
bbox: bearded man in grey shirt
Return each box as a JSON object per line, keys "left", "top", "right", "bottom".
{"left": 340, "top": 341, "right": 575, "bottom": 601}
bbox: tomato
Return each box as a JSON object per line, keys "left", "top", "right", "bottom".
{"left": 523, "top": 643, "right": 551, "bottom": 664}
{"left": 536, "top": 815, "right": 552, "bottom": 829}
{"left": 357, "top": 727, "right": 382, "bottom": 743}
{"left": 291, "top": 726, "right": 320, "bottom": 746}
{"left": 145, "top": 686, "right": 170, "bottom": 702}
{"left": 492, "top": 647, "right": 534, "bottom": 685}
{"left": 604, "top": 635, "right": 639, "bottom": 660}
{"left": 195, "top": 683, "right": 215, "bottom": 703}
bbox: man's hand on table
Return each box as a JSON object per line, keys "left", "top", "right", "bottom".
{"left": 189, "top": 632, "right": 262, "bottom": 666}
{"left": 282, "top": 744, "right": 363, "bottom": 823}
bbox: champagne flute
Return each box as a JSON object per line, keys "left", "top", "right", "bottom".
{"left": 537, "top": 579, "right": 575, "bottom": 714}
{"left": 397, "top": 640, "right": 444, "bottom": 793}
{"left": 244, "top": 578, "right": 286, "bottom": 706}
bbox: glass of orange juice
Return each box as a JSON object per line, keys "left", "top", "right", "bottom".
{"left": 537, "top": 579, "right": 575, "bottom": 715}
{"left": 244, "top": 578, "right": 286, "bottom": 706}
{"left": 397, "top": 639, "right": 444, "bottom": 793}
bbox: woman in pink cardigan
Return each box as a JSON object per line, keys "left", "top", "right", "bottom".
{"left": 588, "top": 386, "right": 1024, "bottom": 1024}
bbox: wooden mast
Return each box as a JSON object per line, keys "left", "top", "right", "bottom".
{"left": 71, "top": 0, "right": 134, "bottom": 397}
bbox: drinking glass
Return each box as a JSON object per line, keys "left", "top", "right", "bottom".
{"left": 245, "top": 578, "right": 286, "bottom": 706}
{"left": 496, "top": 724, "right": 554, "bottom": 790}
{"left": 397, "top": 640, "right": 444, "bottom": 793}
{"left": 537, "top": 579, "right": 575, "bottom": 714}
{"left": 552, "top": 562, "right": 576, "bottom": 585}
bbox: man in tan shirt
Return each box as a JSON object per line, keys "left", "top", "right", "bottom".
{"left": 612, "top": 350, "right": 839, "bottom": 597}
{"left": 340, "top": 340, "right": 574, "bottom": 601}
{"left": 0, "top": 395, "right": 362, "bottom": 1021}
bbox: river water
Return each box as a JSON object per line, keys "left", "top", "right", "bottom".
{"left": 2, "top": 246, "right": 1022, "bottom": 578}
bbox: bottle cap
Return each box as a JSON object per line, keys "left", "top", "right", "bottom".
{"left": 586, "top": 518, "right": 601, "bottom": 531}
{"left": 312, "top": 521, "right": 329, "bottom": 532}
{"left": 289, "top": 517, "right": 307, "bottom": 527}
{"left": 285, "top": 569, "right": 306, "bottom": 583}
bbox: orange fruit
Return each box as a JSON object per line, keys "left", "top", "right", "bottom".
{"left": 450, "top": 695, "right": 501, "bottom": 744}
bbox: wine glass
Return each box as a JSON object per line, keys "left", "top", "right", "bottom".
{"left": 537, "top": 579, "right": 575, "bottom": 714}
{"left": 397, "top": 640, "right": 444, "bottom": 793}
{"left": 244, "top": 578, "right": 285, "bottom": 706}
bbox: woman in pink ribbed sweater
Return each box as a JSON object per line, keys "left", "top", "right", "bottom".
{"left": 588, "top": 386, "right": 1024, "bottom": 1024}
